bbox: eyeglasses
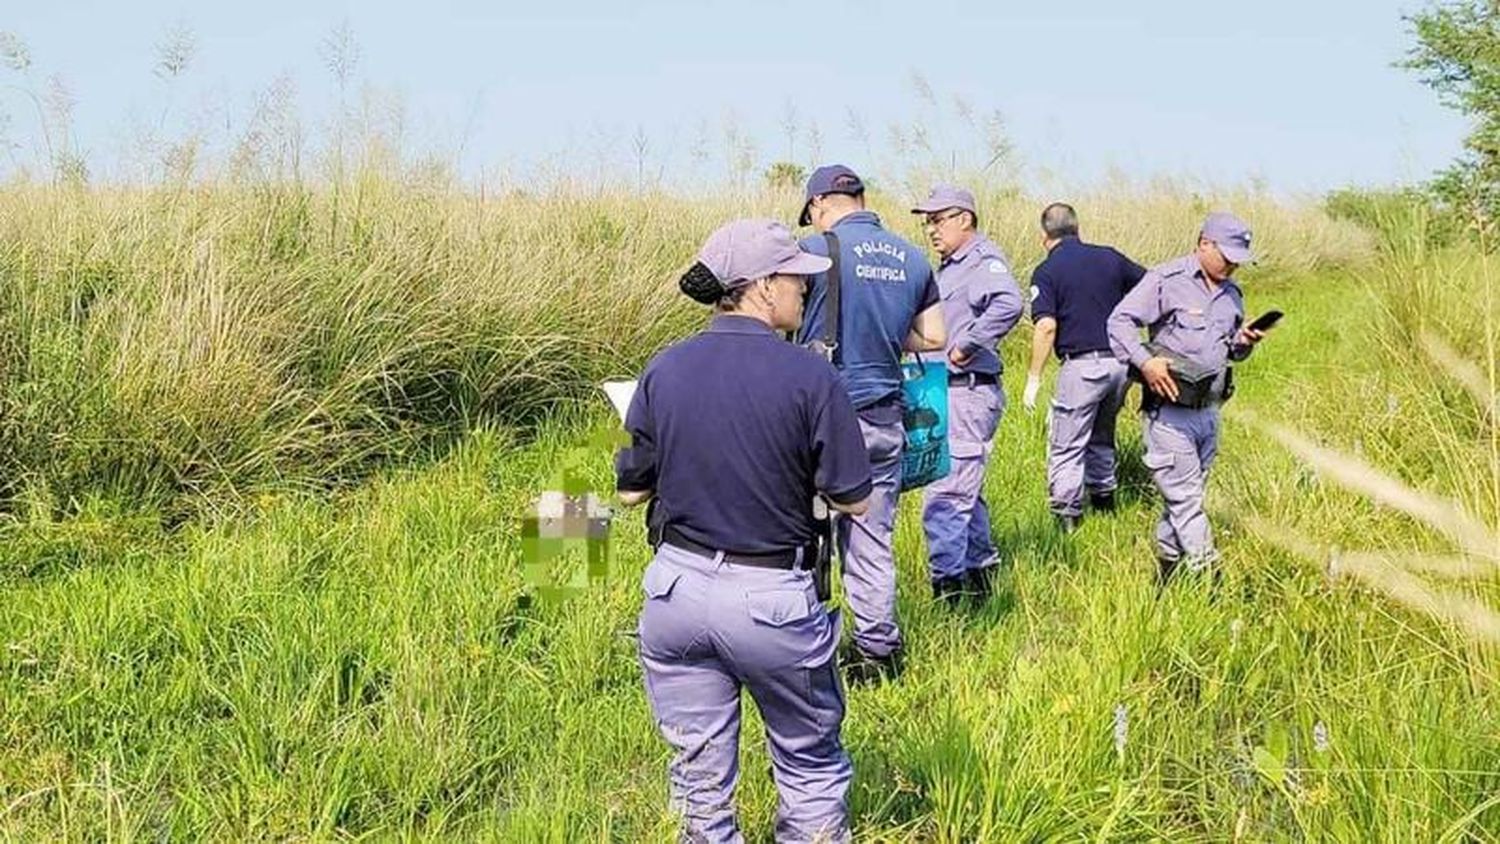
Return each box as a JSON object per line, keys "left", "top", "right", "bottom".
{"left": 923, "top": 210, "right": 966, "bottom": 228}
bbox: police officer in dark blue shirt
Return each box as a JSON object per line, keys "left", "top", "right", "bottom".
{"left": 1023, "top": 203, "right": 1147, "bottom": 531}
{"left": 616, "top": 219, "right": 874, "bottom": 843}
{"left": 794, "top": 164, "right": 945, "bottom": 683}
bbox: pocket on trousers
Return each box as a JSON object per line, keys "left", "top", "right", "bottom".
{"left": 746, "top": 588, "right": 815, "bottom": 628}
{"left": 949, "top": 439, "right": 985, "bottom": 459}
{"left": 869, "top": 421, "right": 904, "bottom": 464}
{"left": 1080, "top": 360, "right": 1116, "bottom": 382}
{"left": 641, "top": 561, "right": 682, "bottom": 601}
{"left": 1142, "top": 451, "right": 1175, "bottom": 472}
{"left": 806, "top": 660, "right": 846, "bottom": 732}
{"left": 1051, "top": 367, "right": 1087, "bottom": 412}
{"left": 801, "top": 608, "right": 844, "bottom": 730}
{"left": 638, "top": 561, "right": 690, "bottom": 662}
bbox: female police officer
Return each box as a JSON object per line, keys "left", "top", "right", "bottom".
{"left": 615, "top": 219, "right": 873, "bottom": 843}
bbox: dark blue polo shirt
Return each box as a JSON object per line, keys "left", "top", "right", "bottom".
{"left": 615, "top": 314, "right": 873, "bottom": 554}
{"left": 1029, "top": 236, "right": 1147, "bottom": 357}
{"left": 794, "top": 211, "right": 941, "bottom": 411}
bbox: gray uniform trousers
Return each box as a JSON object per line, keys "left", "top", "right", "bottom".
{"left": 921, "top": 382, "right": 1002, "bottom": 580}
{"left": 1141, "top": 403, "right": 1221, "bottom": 568}
{"left": 638, "top": 543, "right": 851, "bottom": 843}
{"left": 1046, "top": 354, "right": 1128, "bottom": 517}
{"left": 836, "top": 415, "right": 905, "bottom": 658}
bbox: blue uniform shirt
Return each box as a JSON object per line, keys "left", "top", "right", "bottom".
{"left": 794, "top": 211, "right": 941, "bottom": 410}
{"left": 615, "top": 314, "right": 873, "bottom": 554}
{"left": 1029, "top": 236, "right": 1146, "bottom": 357}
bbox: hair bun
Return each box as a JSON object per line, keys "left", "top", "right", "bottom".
{"left": 679, "top": 261, "right": 725, "bottom": 305}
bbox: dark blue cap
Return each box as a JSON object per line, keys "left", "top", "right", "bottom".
{"left": 799, "top": 164, "right": 865, "bottom": 226}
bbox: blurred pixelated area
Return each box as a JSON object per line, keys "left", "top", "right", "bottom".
{"left": 518, "top": 426, "right": 630, "bottom": 606}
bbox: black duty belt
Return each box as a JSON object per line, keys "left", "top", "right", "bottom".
{"left": 948, "top": 371, "right": 998, "bottom": 387}
{"left": 662, "top": 526, "right": 813, "bottom": 571}
{"left": 1061, "top": 349, "right": 1113, "bottom": 361}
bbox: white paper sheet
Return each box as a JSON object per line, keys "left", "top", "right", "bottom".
{"left": 600, "top": 379, "right": 638, "bottom": 424}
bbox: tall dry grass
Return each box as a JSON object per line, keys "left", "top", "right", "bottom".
{"left": 1236, "top": 199, "right": 1499, "bottom": 654}
{"left": 0, "top": 178, "right": 1372, "bottom": 520}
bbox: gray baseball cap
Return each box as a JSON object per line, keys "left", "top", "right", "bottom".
{"left": 1201, "top": 211, "right": 1254, "bottom": 264}
{"left": 697, "top": 219, "right": 832, "bottom": 287}
{"left": 911, "top": 184, "right": 977, "bottom": 215}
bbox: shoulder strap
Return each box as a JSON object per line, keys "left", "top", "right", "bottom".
{"left": 823, "top": 232, "right": 841, "bottom": 365}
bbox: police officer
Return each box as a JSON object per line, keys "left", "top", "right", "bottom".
{"left": 795, "top": 164, "right": 946, "bottom": 682}
{"left": 1106, "top": 212, "right": 1269, "bottom": 582}
{"left": 1023, "top": 203, "right": 1147, "bottom": 532}
{"left": 908, "top": 185, "right": 1022, "bottom": 605}
{"left": 617, "top": 219, "right": 874, "bottom": 842}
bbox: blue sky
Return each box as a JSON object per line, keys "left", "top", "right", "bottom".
{"left": 1, "top": 0, "right": 1470, "bottom": 192}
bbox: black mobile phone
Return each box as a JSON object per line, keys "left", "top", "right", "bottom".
{"left": 1247, "top": 309, "right": 1284, "bottom": 332}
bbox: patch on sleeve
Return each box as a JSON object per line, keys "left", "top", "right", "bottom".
{"left": 988, "top": 260, "right": 1008, "bottom": 274}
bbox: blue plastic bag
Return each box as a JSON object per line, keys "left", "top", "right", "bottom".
{"left": 899, "top": 354, "right": 950, "bottom": 491}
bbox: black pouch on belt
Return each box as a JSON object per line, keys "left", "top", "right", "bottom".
{"left": 811, "top": 497, "right": 834, "bottom": 602}
{"left": 1140, "top": 387, "right": 1163, "bottom": 414}
{"left": 813, "top": 530, "right": 832, "bottom": 602}
{"left": 645, "top": 497, "right": 666, "bottom": 550}
{"left": 1173, "top": 372, "right": 1218, "bottom": 408}
{"left": 1147, "top": 342, "right": 1224, "bottom": 410}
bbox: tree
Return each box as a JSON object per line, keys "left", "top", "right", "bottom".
{"left": 764, "top": 161, "right": 805, "bottom": 190}
{"left": 1403, "top": 0, "right": 1500, "bottom": 223}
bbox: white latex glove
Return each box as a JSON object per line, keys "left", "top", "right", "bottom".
{"left": 1022, "top": 374, "right": 1042, "bottom": 411}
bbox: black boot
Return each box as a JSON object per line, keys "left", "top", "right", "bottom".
{"left": 965, "top": 565, "right": 996, "bottom": 601}
{"left": 843, "top": 646, "right": 904, "bottom": 686}
{"left": 1156, "top": 555, "right": 1180, "bottom": 588}
{"left": 1089, "top": 491, "right": 1116, "bottom": 512}
{"left": 931, "top": 576, "right": 965, "bottom": 609}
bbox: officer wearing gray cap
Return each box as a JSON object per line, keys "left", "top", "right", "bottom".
{"left": 909, "top": 185, "right": 1023, "bottom": 605}
{"left": 1106, "top": 212, "right": 1270, "bottom": 582}
{"left": 618, "top": 219, "right": 874, "bottom": 841}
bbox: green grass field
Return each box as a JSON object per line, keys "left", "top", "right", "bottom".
{"left": 0, "top": 189, "right": 1496, "bottom": 841}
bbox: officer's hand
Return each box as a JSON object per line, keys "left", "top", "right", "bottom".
{"left": 1236, "top": 327, "right": 1267, "bottom": 346}
{"left": 1022, "top": 373, "right": 1042, "bottom": 411}
{"left": 948, "top": 347, "right": 972, "bottom": 367}
{"left": 1142, "top": 357, "right": 1179, "bottom": 401}
{"left": 618, "top": 489, "right": 653, "bottom": 507}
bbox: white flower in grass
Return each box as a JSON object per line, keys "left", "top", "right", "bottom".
{"left": 1313, "top": 721, "right": 1330, "bottom": 753}
{"left": 1113, "top": 704, "right": 1128, "bottom": 758}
